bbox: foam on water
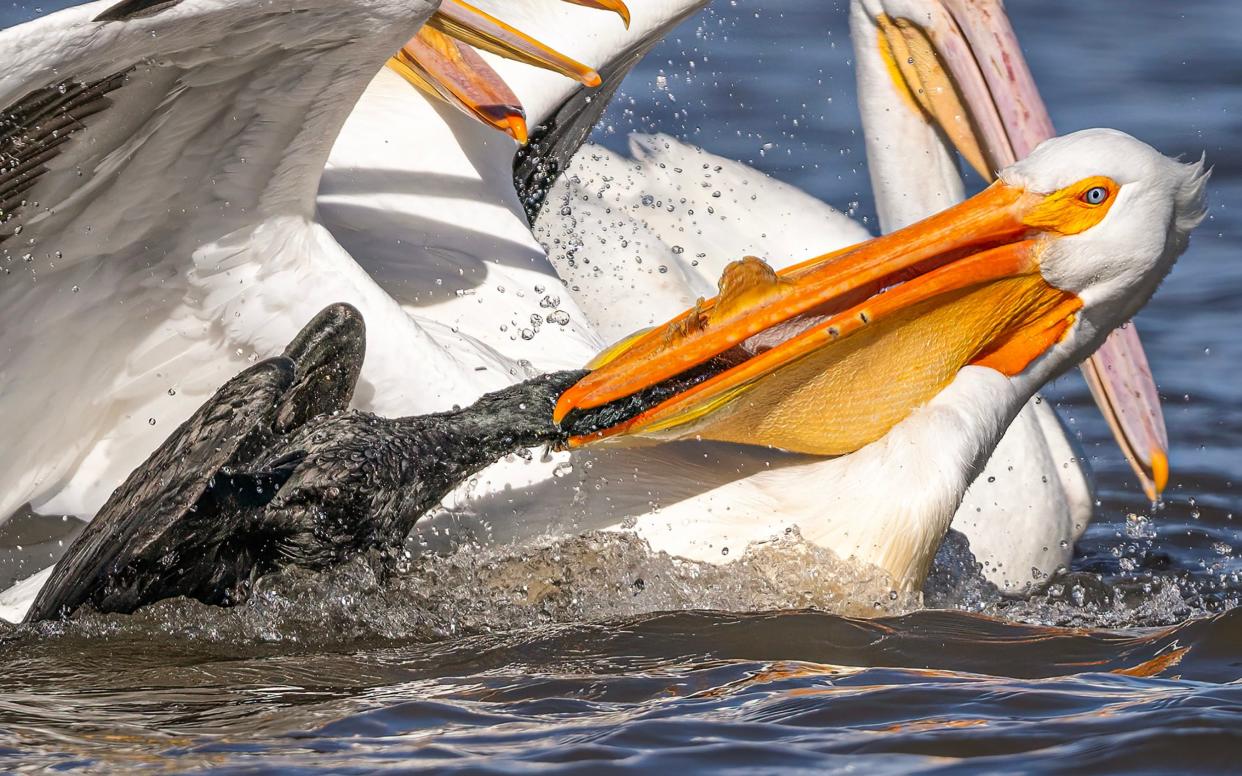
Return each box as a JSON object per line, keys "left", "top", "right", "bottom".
{"left": 9, "top": 530, "right": 912, "bottom": 645}
{"left": 7, "top": 520, "right": 1225, "bottom": 650}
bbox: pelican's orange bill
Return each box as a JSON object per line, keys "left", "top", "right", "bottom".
{"left": 554, "top": 178, "right": 1111, "bottom": 454}
{"left": 430, "top": 0, "right": 602, "bottom": 87}
{"left": 389, "top": 0, "right": 616, "bottom": 144}
{"left": 868, "top": 0, "right": 1170, "bottom": 499}
{"left": 390, "top": 27, "right": 529, "bottom": 143}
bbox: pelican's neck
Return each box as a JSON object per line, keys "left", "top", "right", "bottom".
{"left": 848, "top": 1, "right": 965, "bottom": 232}
{"left": 796, "top": 365, "right": 1026, "bottom": 587}
{"left": 616, "top": 366, "right": 1029, "bottom": 590}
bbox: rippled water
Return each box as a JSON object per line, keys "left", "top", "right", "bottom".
{"left": 3, "top": 0, "right": 1242, "bottom": 771}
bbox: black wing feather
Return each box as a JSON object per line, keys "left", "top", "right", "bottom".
{"left": 0, "top": 72, "right": 128, "bottom": 242}
{"left": 513, "top": 2, "right": 706, "bottom": 224}
{"left": 94, "top": 0, "right": 186, "bottom": 23}
{"left": 24, "top": 357, "right": 296, "bottom": 621}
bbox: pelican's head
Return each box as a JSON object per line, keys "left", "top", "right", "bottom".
{"left": 552, "top": 130, "right": 1207, "bottom": 465}
{"left": 1004, "top": 130, "right": 1208, "bottom": 328}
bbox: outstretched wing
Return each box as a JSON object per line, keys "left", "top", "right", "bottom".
{"left": 0, "top": 0, "right": 443, "bottom": 523}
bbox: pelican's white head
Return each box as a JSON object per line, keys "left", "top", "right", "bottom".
{"left": 1005, "top": 129, "right": 1209, "bottom": 329}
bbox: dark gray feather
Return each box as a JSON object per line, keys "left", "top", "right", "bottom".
{"left": 94, "top": 0, "right": 186, "bottom": 23}
{"left": 0, "top": 72, "right": 128, "bottom": 242}
{"left": 25, "top": 357, "right": 297, "bottom": 621}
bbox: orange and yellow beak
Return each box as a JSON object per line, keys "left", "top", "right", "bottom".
{"left": 552, "top": 177, "right": 1130, "bottom": 454}
{"left": 390, "top": 26, "right": 530, "bottom": 143}
{"left": 388, "top": 0, "right": 621, "bottom": 143}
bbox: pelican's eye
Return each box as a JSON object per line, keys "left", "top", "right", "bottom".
{"left": 1022, "top": 176, "right": 1119, "bottom": 235}
{"left": 1081, "top": 186, "right": 1110, "bottom": 206}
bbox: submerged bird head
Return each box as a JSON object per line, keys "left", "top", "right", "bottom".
{"left": 552, "top": 130, "right": 1206, "bottom": 467}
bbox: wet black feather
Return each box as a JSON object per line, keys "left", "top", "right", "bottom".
{"left": 94, "top": 0, "right": 185, "bottom": 23}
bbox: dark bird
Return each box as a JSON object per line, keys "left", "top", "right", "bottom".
{"left": 26, "top": 304, "right": 585, "bottom": 622}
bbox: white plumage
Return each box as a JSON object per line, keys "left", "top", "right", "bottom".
{"left": 537, "top": 133, "right": 1095, "bottom": 591}
{"left": 0, "top": 0, "right": 1200, "bottom": 622}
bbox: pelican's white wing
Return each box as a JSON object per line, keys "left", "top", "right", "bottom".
{"left": 319, "top": 0, "right": 712, "bottom": 368}
{"left": 321, "top": 68, "right": 605, "bottom": 376}
{"left": 0, "top": 0, "right": 510, "bottom": 523}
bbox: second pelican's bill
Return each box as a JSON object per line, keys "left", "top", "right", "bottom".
{"left": 856, "top": 0, "right": 1168, "bottom": 498}
{"left": 386, "top": 0, "right": 619, "bottom": 142}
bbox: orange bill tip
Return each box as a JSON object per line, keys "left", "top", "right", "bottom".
{"left": 1150, "top": 448, "right": 1170, "bottom": 498}
{"left": 390, "top": 29, "right": 528, "bottom": 143}
{"left": 560, "top": 0, "right": 632, "bottom": 28}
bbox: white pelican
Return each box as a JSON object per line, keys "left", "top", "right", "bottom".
{"left": 552, "top": 128, "right": 1207, "bottom": 589}
{"left": 0, "top": 0, "right": 627, "bottom": 620}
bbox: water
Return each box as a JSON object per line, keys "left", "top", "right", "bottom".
{"left": 2, "top": 0, "right": 1242, "bottom": 771}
